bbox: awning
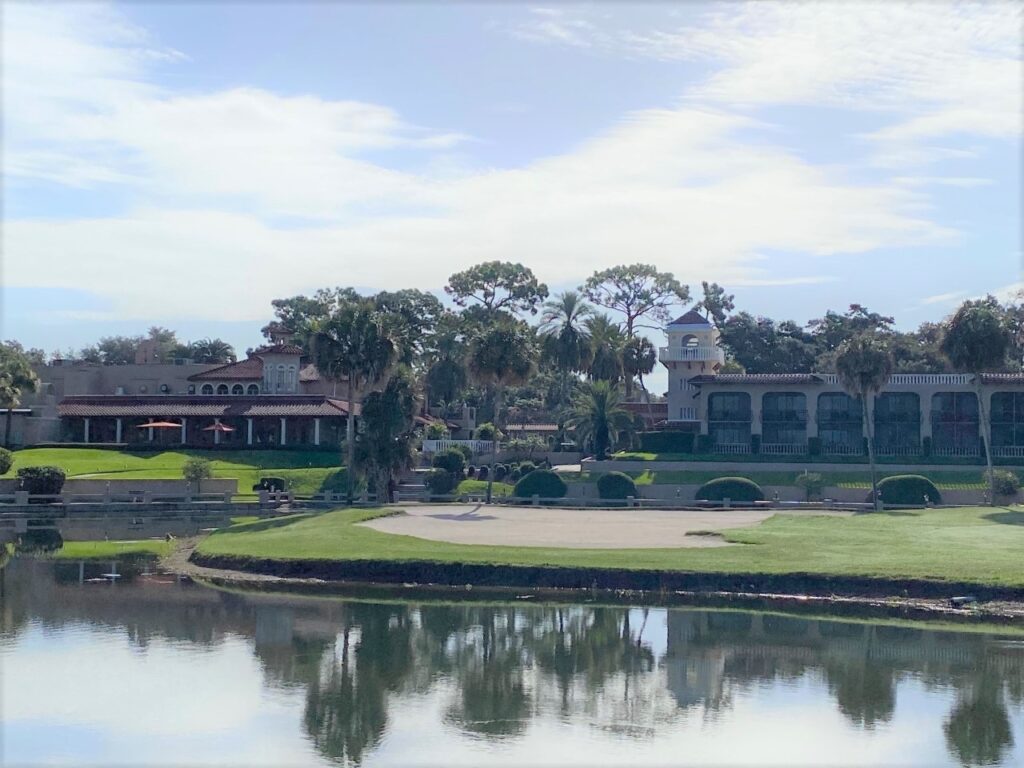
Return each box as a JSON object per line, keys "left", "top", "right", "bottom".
{"left": 202, "top": 422, "right": 236, "bottom": 432}
{"left": 136, "top": 421, "right": 183, "bottom": 429}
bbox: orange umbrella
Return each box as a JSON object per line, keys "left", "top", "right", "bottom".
{"left": 202, "top": 423, "right": 236, "bottom": 432}
{"left": 137, "top": 421, "right": 183, "bottom": 429}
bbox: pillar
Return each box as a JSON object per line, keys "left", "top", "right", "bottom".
{"left": 280, "top": 417, "right": 287, "bottom": 446}
{"left": 920, "top": 393, "right": 933, "bottom": 440}
{"left": 214, "top": 418, "right": 221, "bottom": 446}
{"left": 247, "top": 418, "right": 254, "bottom": 445}
{"left": 148, "top": 426, "right": 154, "bottom": 442}
{"left": 314, "top": 418, "right": 321, "bottom": 446}
{"left": 115, "top": 417, "right": 122, "bottom": 444}
{"left": 805, "top": 392, "right": 818, "bottom": 438}
{"left": 83, "top": 417, "right": 90, "bottom": 444}
{"left": 750, "top": 394, "right": 762, "bottom": 437}
{"left": 181, "top": 417, "right": 187, "bottom": 444}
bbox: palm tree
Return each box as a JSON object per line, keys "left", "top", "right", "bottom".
{"left": 941, "top": 301, "right": 1010, "bottom": 505}
{"left": 356, "top": 372, "right": 417, "bottom": 503}
{"left": 585, "top": 314, "right": 626, "bottom": 384}
{"left": 565, "top": 381, "right": 634, "bottom": 458}
{"left": 312, "top": 299, "right": 398, "bottom": 502}
{"left": 467, "top": 321, "right": 536, "bottom": 501}
{"left": 836, "top": 335, "right": 893, "bottom": 509}
{"left": 189, "top": 337, "right": 236, "bottom": 363}
{"left": 539, "top": 291, "right": 593, "bottom": 410}
{"left": 622, "top": 336, "right": 656, "bottom": 401}
{"left": 0, "top": 344, "right": 39, "bottom": 448}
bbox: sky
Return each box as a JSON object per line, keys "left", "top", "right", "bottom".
{"left": 3, "top": 1, "right": 1022, "bottom": 378}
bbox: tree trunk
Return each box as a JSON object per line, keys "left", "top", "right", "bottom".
{"left": 976, "top": 379, "right": 995, "bottom": 506}
{"left": 346, "top": 381, "right": 359, "bottom": 504}
{"left": 486, "top": 383, "right": 504, "bottom": 504}
{"left": 3, "top": 407, "right": 12, "bottom": 448}
{"left": 864, "top": 396, "right": 880, "bottom": 510}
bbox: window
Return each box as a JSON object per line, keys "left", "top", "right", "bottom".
{"left": 991, "top": 392, "right": 1024, "bottom": 447}
{"left": 201, "top": 384, "right": 214, "bottom": 395}
{"left": 932, "top": 392, "right": 979, "bottom": 453}
{"left": 187, "top": 384, "right": 196, "bottom": 395}
{"left": 216, "top": 384, "right": 229, "bottom": 395}
{"left": 708, "top": 393, "right": 751, "bottom": 447}
{"left": 817, "top": 393, "right": 862, "bottom": 454}
{"left": 762, "top": 392, "right": 807, "bottom": 445}
{"left": 247, "top": 384, "right": 260, "bottom": 395}
{"left": 231, "top": 384, "right": 244, "bottom": 395}
{"left": 874, "top": 393, "right": 920, "bottom": 452}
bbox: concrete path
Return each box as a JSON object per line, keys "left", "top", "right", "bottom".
{"left": 360, "top": 504, "right": 851, "bottom": 549}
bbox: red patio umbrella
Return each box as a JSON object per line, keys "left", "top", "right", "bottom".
{"left": 137, "top": 421, "right": 183, "bottom": 429}
{"left": 202, "top": 423, "right": 236, "bottom": 432}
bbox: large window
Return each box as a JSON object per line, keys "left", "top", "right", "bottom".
{"left": 708, "top": 392, "right": 751, "bottom": 451}
{"left": 762, "top": 392, "right": 807, "bottom": 448}
{"left": 231, "top": 383, "right": 244, "bottom": 395}
{"left": 216, "top": 383, "right": 229, "bottom": 395}
{"left": 817, "top": 393, "right": 863, "bottom": 455}
{"left": 991, "top": 392, "right": 1024, "bottom": 452}
{"left": 200, "top": 384, "right": 214, "bottom": 395}
{"left": 932, "top": 392, "right": 979, "bottom": 456}
{"left": 874, "top": 393, "right": 920, "bottom": 455}
{"left": 247, "top": 383, "right": 260, "bottom": 395}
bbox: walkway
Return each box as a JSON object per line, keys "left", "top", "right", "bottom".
{"left": 359, "top": 504, "right": 851, "bottom": 549}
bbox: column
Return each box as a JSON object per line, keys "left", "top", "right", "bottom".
{"left": 919, "top": 393, "right": 933, "bottom": 440}
{"left": 247, "top": 418, "right": 254, "bottom": 445}
{"left": 280, "top": 417, "right": 287, "bottom": 446}
{"left": 115, "top": 418, "right": 123, "bottom": 444}
{"left": 214, "top": 418, "right": 221, "bottom": 446}
{"left": 805, "top": 392, "right": 818, "bottom": 438}
{"left": 314, "top": 418, "right": 321, "bottom": 446}
{"left": 750, "top": 393, "right": 762, "bottom": 436}
{"left": 180, "top": 417, "right": 187, "bottom": 444}
{"left": 83, "top": 417, "right": 90, "bottom": 444}
{"left": 148, "top": 426, "right": 154, "bottom": 442}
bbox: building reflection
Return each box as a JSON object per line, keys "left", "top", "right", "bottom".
{"left": 2, "top": 557, "right": 1022, "bottom": 766}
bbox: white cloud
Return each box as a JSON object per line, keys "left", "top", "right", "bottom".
{"left": 920, "top": 291, "right": 966, "bottom": 306}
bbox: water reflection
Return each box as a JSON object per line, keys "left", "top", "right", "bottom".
{"left": 2, "top": 558, "right": 1023, "bottom": 766}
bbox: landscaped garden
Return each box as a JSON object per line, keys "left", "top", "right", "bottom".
{"left": 196, "top": 505, "right": 1024, "bottom": 588}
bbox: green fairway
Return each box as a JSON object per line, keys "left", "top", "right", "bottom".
{"left": 53, "top": 539, "right": 174, "bottom": 559}
{"left": 2, "top": 447, "right": 346, "bottom": 495}
{"left": 196, "top": 506, "right": 1024, "bottom": 588}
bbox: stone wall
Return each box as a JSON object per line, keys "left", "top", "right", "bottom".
{"left": 0, "top": 478, "right": 238, "bottom": 495}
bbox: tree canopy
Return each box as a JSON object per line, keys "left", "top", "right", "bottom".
{"left": 445, "top": 261, "right": 549, "bottom": 315}
{"left": 581, "top": 264, "right": 689, "bottom": 337}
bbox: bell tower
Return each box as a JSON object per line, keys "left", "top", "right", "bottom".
{"left": 660, "top": 310, "right": 724, "bottom": 424}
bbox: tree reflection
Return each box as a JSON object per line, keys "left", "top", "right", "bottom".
{"left": 944, "top": 668, "right": 1014, "bottom": 767}
{"left": 823, "top": 657, "right": 896, "bottom": 729}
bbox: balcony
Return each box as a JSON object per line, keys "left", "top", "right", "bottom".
{"left": 762, "top": 409, "right": 809, "bottom": 423}
{"left": 659, "top": 346, "right": 725, "bottom": 363}
{"left": 817, "top": 373, "right": 973, "bottom": 386}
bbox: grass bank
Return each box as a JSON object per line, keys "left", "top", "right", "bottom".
{"left": 195, "top": 506, "right": 1024, "bottom": 592}
{"left": 569, "top": 468, "right": 994, "bottom": 490}
{"left": 53, "top": 540, "right": 173, "bottom": 559}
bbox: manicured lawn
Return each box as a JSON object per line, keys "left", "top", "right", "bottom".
{"left": 196, "top": 506, "right": 1024, "bottom": 588}
{"left": 456, "top": 479, "right": 515, "bottom": 497}
{"left": 2, "top": 447, "right": 345, "bottom": 495}
{"left": 53, "top": 539, "right": 174, "bottom": 559}
{"left": 612, "top": 451, "right": 1020, "bottom": 467}
{"left": 574, "top": 468, "right": 994, "bottom": 490}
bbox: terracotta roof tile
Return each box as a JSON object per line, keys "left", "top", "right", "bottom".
{"left": 253, "top": 344, "right": 305, "bottom": 356}
{"left": 58, "top": 395, "right": 357, "bottom": 418}
{"left": 980, "top": 373, "right": 1024, "bottom": 384}
{"left": 689, "top": 374, "right": 826, "bottom": 385}
{"left": 188, "top": 358, "right": 264, "bottom": 381}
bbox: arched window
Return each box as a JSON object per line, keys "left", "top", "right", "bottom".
{"left": 287, "top": 364, "right": 297, "bottom": 392}
{"left": 247, "top": 384, "right": 260, "bottom": 395}
{"left": 231, "top": 383, "right": 244, "bottom": 395}
{"left": 680, "top": 334, "right": 700, "bottom": 348}
{"left": 216, "top": 384, "right": 229, "bottom": 395}
{"left": 201, "top": 384, "right": 214, "bottom": 395}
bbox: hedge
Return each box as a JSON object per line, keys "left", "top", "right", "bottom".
{"left": 868, "top": 475, "right": 942, "bottom": 505}
{"left": 253, "top": 476, "right": 286, "bottom": 492}
{"left": 0, "top": 447, "right": 13, "bottom": 475}
{"left": 695, "top": 477, "right": 765, "bottom": 503}
{"left": 423, "top": 469, "right": 456, "bottom": 497}
{"left": 432, "top": 449, "right": 466, "bottom": 477}
{"left": 597, "top": 471, "right": 638, "bottom": 500}
{"left": 514, "top": 469, "right": 568, "bottom": 499}
{"left": 16, "top": 466, "right": 67, "bottom": 495}
{"left": 638, "top": 431, "right": 695, "bottom": 454}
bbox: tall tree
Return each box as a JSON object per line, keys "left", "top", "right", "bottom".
{"left": 941, "top": 300, "right": 1011, "bottom": 505}
{"left": 565, "top": 381, "right": 634, "bottom": 458}
{"left": 0, "top": 344, "right": 40, "bottom": 448}
{"left": 373, "top": 289, "right": 444, "bottom": 366}
{"left": 188, "top": 338, "right": 237, "bottom": 364}
{"left": 445, "top": 261, "right": 549, "bottom": 316}
{"left": 621, "top": 336, "right": 656, "bottom": 400}
{"left": 585, "top": 314, "right": 626, "bottom": 384}
{"left": 836, "top": 335, "right": 894, "bottom": 508}
{"left": 539, "top": 291, "right": 593, "bottom": 410}
{"left": 696, "top": 281, "right": 735, "bottom": 325}
{"left": 719, "top": 313, "right": 816, "bottom": 374}
{"left": 263, "top": 287, "right": 362, "bottom": 351}
{"left": 581, "top": 264, "right": 689, "bottom": 338}
{"left": 424, "top": 314, "right": 469, "bottom": 408}
{"left": 356, "top": 371, "right": 417, "bottom": 503}
{"left": 467, "top": 320, "right": 536, "bottom": 501}
{"left": 312, "top": 299, "right": 398, "bottom": 502}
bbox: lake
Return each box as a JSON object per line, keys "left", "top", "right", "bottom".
{"left": 2, "top": 557, "right": 1023, "bottom": 766}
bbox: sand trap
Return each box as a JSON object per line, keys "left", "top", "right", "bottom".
{"left": 360, "top": 504, "right": 850, "bottom": 549}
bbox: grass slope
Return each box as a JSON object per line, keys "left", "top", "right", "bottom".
{"left": 196, "top": 506, "right": 1024, "bottom": 588}
{"left": 54, "top": 540, "right": 173, "bottom": 559}
{"left": 566, "top": 468, "right": 999, "bottom": 490}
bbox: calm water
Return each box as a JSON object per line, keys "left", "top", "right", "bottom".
{"left": 2, "top": 558, "right": 1023, "bottom": 767}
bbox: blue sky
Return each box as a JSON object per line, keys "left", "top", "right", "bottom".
{"left": 3, "top": 2, "right": 1021, "bottom": 371}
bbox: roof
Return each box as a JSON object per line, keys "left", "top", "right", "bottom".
{"left": 980, "top": 373, "right": 1024, "bottom": 384}
{"left": 505, "top": 423, "right": 559, "bottom": 432}
{"left": 252, "top": 344, "right": 305, "bottom": 356}
{"left": 689, "top": 373, "right": 827, "bottom": 385}
{"left": 188, "top": 358, "right": 264, "bottom": 381}
{"left": 58, "top": 395, "right": 358, "bottom": 418}
{"left": 668, "top": 310, "right": 711, "bottom": 326}
{"left": 622, "top": 402, "right": 668, "bottom": 414}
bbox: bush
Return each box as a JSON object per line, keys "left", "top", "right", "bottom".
{"left": 424, "top": 469, "right": 456, "bottom": 497}
{"left": 494, "top": 463, "right": 508, "bottom": 481}
{"left": 638, "top": 431, "right": 695, "bottom": 454}
{"left": 183, "top": 457, "right": 213, "bottom": 486}
{"left": 16, "top": 466, "right": 66, "bottom": 495}
{"left": 425, "top": 422, "right": 448, "bottom": 439}
{"left": 508, "top": 467, "right": 522, "bottom": 482}
{"left": 466, "top": 465, "right": 477, "bottom": 479}
{"left": 807, "top": 437, "right": 821, "bottom": 457}
{"left": 17, "top": 529, "right": 63, "bottom": 554}
{"left": 475, "top": 422, "right": 502, "bottom": 441}
{"left": 514, "top": 469, "right": 568, "bottom": 499}
{"left": 795, "top": 471, "right": 825, "bottom": 501}
{"left": 597, "top": 471, "right": 638, "bottom": 500}
{"left": 868, "top": 475, "right": 942, "bottom": 506}
{"left": 750, "top": 434, "right": 761, "bottom": 455}
{"left": 696, "top": 434, "right": 714, "bottom": 454}
{"left": 518, "top": 461, "right": 537, "bottom": 476}
{"left": 253, "top": 476, "right": 286, "bottom": 492}
{"left": 987, "top": 469, "right": 1021, "bottom": 499}
{"left": 432, "top": 449, "right": 466, "bottom": 477}
{"left": 0, "top": 447, "right": 13, "bottom": 475}
{"left": 453, "top": 443, "right": 475, "bottom": 463}
{"left": 477, "top": 465, "right": 488, "bottom": 480}
{"left": 695, "top": 477, "right": 764, "bottom": 503}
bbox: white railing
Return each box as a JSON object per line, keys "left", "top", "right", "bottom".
{"left": 822, "top": 443, "right": 863, "bottom": 456}
{"left": 993, "top": 446, "right": 1024, "bottom": 458}
{"left": 659, "top": 346, "right": 725, "bottom": 363}
{"left": 421, "top": 439, "right": 497, "bottom": 455}
{"left": 875, "top": 445, "right": 920, "bottom": 457}
{"left": 761, "top": 443, "right": 808, "bottom": 455}
{"left": 715, "top": 443, "right": 751, "bottom": 455}
{"left": 671, "top": 407, "right": 698, "bottom": 421}
{"left": 816, "top": 373, "right": 973, "bottom": 386}
{"left": 932, "top": 446, "right": 981, "bottom": 457}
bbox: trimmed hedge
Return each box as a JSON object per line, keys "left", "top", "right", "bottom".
{"left": 695, "top": 477, "right": 765, "bottom": 503}
{"left": 432, "top": 449, "right": 466, "bottom": 477}
{"left": 253, "top": 476, "right": 286, "bottom": 492}
{"left": 868, "top": 474, "right": 942, "bottom": 505}
{"left": 638, "top": 431, "right": 695, "bottom": 454}
{"left": 16, "top": 465, "right": 67, "bottom": 495}
{"left": 0, "top": 447, "right": 13, "bottom": 475}
{"left": 514, "top": 469, "right": 567, "bottom": 499}
{"left": 597, "top": 471, "right": 638, "bottom": 500}
{"left": 424, "top": 469, "right": 456, "bottom": 496}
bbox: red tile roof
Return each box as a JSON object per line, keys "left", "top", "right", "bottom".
{"left": 689, "top": 374, "right": 827, "bottom": 385}
{"left": 980, "top": 373, "right": 1024, "bottom": 384}
{"left": 188, "top": 358, "right": 264, "bottom": 381}
{"left": 58, "top": 395, "right": 357, "bottom": 418}
{"left": 253, "top": 344, "right": 305, "bottom": 356}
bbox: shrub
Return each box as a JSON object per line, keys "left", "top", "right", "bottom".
{"left": 695, "top": 477, "right": 764, "bottom": 503}
{"left": 466, "top": 465, "right": 477, "bottom": 479}
{"left": 0, "top": 447, "right": 13, "bottom": 475}
{"left": 494, "top": 463, "right": 508, "bottom": 481}
{"left": 750, "top": 434, "right": 761, "bottom": 455}
{"left": 987, "top": 469, "right": 1021, "bottom": 499}
{"left": 253, "top": 476, "right": 287, "bottom": 492}
{"left": 921, "top": 436, "right": 932, "bottom": 458}
{"left": 795, "top": 471, "right": 825, "bottom": 501}
{"left": 425, "top": 422, "right": 448, "bottom": 439}
{"left": 514, "top": 469, "right": 567, "bottom": 499}
{"left": 17, "top": 529, "right": 63, "bottom": 554}
{"left": 453, "top": 443, "right": 474, "bottom": 463}
{"left": 475, "top": 422, "right": 502, "bottom": 441}
{"left": 518, "top": 461, "right": 537, "bottom": 476}
{"left": 16, "top": 466, "right": 66, "bottom": 495}
{"left": 183, "top": 457, "right": 213, "bottom": 488}
{"left": 431, "top": 449, "right": 466, "bottom": 477}
{"left": 868, "top": 475, "right": 942, "bottom": 506}
{"left": 424, "top": 469, "right": 456, "bottom": 497}
{"left": 638, "top": 431, "right": 694, "bottom": 454}
{"left": 696, "top": 434, "right": 714, "bottom": 454}
{"left": 477, "top": 465, "right": 488, "bottom": 480}
{"left": 807, "top": 437, "right": 821, "bottom": 457}
{"left": 508, "top": 467, "right": 522, "bottom": 482}
{"left": 597, "top": 471, "right": 637, "bottom": 500}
